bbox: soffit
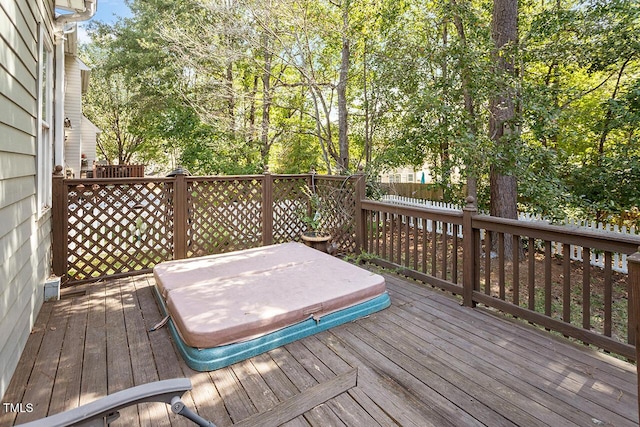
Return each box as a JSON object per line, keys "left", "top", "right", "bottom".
{"left": 55, "top": 0, "right": 86, "bottom": 12}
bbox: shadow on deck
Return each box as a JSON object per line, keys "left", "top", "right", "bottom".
{"left": 2, "top": 272, "right": 637, "bottom": 426}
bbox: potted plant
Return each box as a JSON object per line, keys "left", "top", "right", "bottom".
{"left": 299, "top": 184, "right": 332, "bottom": 252}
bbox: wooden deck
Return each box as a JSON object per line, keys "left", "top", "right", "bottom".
{"left": 2, "top": 272, "right": 638, "bottom": 426}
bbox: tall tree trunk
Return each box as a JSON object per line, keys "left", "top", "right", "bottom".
{"left": 363, "top": 40, "right": 371, "bottom": 166}
{"left": 440, "top": 21, "right": 452, "bottom": 202}
{"left": 489, "top": 0, "right": 519, "bottom": 259}
{"left": 489, "top": 0, "right": 518, "bottom": 221}
{"left": 226, "top": 62, "right": 235, "bottom": 137}
{"left": 598, "top": 55, "right": 633, "bottom": 159}
{"left": 451, "top": 0, "right": 478, "bottom": 202}
{"left": 249, "top": 74, "right": 259, "bottom": 145}
{"left": 337, "top": 1, "right": 350, "bottom": 173}
{"left": 310, "top": 87, "right": 333, "bottom": 174}
{"left": 261, "top": 36, "right": 273, "bottom": 167}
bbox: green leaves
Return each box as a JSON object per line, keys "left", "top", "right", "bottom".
{"left": 79, "top": 0, "right": 640, "bottom": 223}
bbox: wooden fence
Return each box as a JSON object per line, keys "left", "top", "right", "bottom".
{"left": 51, "top": 170, "right": 640, "bottom": 359}
{"left": 383, "top": 194, "right": 638, "bottom": 273}
{"left": 51, "top": 170, "right": 365, "bottom": 285}
{"left": 93, "top": 164, "right": 145, "bottom": 178}
{"left": 361, "top": 197, "right": 640, "bottom": 360}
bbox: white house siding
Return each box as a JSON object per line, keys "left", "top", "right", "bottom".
{"left": 0, "top": 0, "right": 55, "bottom": 400}
{"left": 64, "top": 54, "right": 83, "bottom": 176}
{"left": 379, "top": 166, "right": 431, "bottom": 184}
{"left": 81, "top": 114, "right": 99, "bottom": 167}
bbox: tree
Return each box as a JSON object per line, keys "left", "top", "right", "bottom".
{"left": 488, "top": 0, "right": 519, "bottom": 220}
{"left": 336, "top": 0, "right": 351, "bottom": 172}
{"left": 80, "top": 0, "right": 640, "bottom": 224}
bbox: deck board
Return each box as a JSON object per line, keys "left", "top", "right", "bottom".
{"left": 1, "top": 271, "right": 637, "bottom": 427}
{"left": 1, "top": 300, "right": 54, "bottom": 426}
{"left": 13, "top": 299, "right": 72, "bottom": 425}
{"left": 49, "top": 295, "right": 88, "bottom": 416}
{"left": 80, "top": 284, "right": 107, "bottom": 408}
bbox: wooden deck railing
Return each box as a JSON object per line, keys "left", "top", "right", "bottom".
{"left": 361, "top": 196, "right": 640, "bottom": 360}
{"left": 52, "top": 168, "right": 640, "bottom": 357}
{"left": 51, "top": 168, "right": 365, "bottom": 285}
{"left": 93, "top": 164, "right": 145, "bottom": 178}
{"left": 50, "top": 168, "right": 640, "bottom": 415}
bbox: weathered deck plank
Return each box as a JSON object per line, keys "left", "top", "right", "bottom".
{"left": 0, "top": 300, "right": 54, "bottom": 426}
{"left": 80, "top": 284, "right": 107, "bottom": 408}
{"left": 105, "top": 280, "right": 139, "bottom": 426}
{"left": 2, "top": 272, "right": 637, "bottom": 427}
{"left": 387, "top": 274, "right": 638, "bottom": 423}
{"left": 13, "top": 299, "right": 73, "bottom": 425}
{"left": 122, "top": 277, "right": 171, "bottom": 426}
{"left": 48, "top": 295, "right": 88, "bottom": 416}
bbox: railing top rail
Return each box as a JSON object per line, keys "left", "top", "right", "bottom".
{"left": 312, "top": 174, "right": 361, "bottom": 181}
{"left": 473, "top": 214, "right": 640, "bottom": 254}
{"left": 185, "top": 174, "right": 266, "bottom": 182}
{"left": 60, "top": 173, "right": 359, "bottom": 184}
{"left": 62, "top": 177, "right": 173, "bottom": 185}
{"left": 362, "top": 199, "right": 464, "bottom": 224}
{"left": 270, "top": 174, "right": 311, "bottom": 179}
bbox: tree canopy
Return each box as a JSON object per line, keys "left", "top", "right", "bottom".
{"left": 81, "top": 0, "right": 640, "bottom": 224}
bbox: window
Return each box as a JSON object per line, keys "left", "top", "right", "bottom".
{"left": 37, "top": 26, "right": 54, "bottom": 216}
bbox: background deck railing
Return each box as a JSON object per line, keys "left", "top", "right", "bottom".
{"left": 361, "top": 197, "right": 640, "bottom": 360}
{"left": 52, "top": 169, "right": 365, "bottom": 286}
{"left": 383, "top": 194, "right": 638, "bottom": 273}
{"left": 51, "top": 169, "right": 640, "bottom": 360}
{"left": 92, "top": 164, "right": 145, "bottom": 178}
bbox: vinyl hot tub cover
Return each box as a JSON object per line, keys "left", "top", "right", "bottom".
{"left": 152, "top": 241, "right": 390, "bottom": 371}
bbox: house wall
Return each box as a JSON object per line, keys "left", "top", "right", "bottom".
{"left": 64, "top": 55, "right": 82, "bottom": 176}
{"left": 379, "top": 166, "right": 433, "bottom": 184}
{"left": 0, "top": 0, "right": 55, "bottom": 400}
{"left": 80, "top": 115, "right": 99, "bottom": 168}
{"left": 379, "top": 165, "right": 462, "bottom": 184}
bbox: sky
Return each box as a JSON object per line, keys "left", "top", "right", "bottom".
{"left": 76, "top": 0, "right": 132, "bottom": 43}
{"left": 94, "top": 0, "right": 132, "bottom": 23}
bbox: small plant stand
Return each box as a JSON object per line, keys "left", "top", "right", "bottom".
{"left": 301, "top": 232, "right": 332, "bottom": 253}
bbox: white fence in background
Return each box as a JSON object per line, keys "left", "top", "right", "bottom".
{"left": 381, "top": 195, "right": 638, "bottom": 274}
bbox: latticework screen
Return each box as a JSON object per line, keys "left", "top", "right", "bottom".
{"left": 58, "top": 173, "right": 360, "bottom": 285}
{"left": 314, "top": 176, "right": 358, "bottom": 252}
{"left": 66, "top": 180, "right": 174, "bottom": 282}
{"left": 272, "top": 177, "right": 309, "bottom": 243}
{"left": 186, "top": 178, "right": 263, "bottom": 257}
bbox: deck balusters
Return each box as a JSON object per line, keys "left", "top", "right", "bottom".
{"left": 528, "top": 237, "right": 536, "bottom": 312}
{"left": 562, "top": 243, "right": 571, "bottom": 326}
{"left": 512, "top": 235, "right": 520, "bottom": 306}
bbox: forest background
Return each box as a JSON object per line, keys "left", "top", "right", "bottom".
{"left": 81, "top": 0, "right": 640, "bottom": 225}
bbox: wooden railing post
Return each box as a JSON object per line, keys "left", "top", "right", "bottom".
{"left": 354, "top": 167, "right": 366, "bottom": 255}
{"left": 262, "top": 168, "right": 274, "bottom": 246}
{"left": 627, "top": 248, "right": 640, "bottom": 419}
{"left": 172, "top": 172, "right": 188, "bottom": 260}
{"left": 462, "top": 196, "right": 477, "bottom": 307}
{"left": 52, "top": 165, "right": 68, "bottom": 277}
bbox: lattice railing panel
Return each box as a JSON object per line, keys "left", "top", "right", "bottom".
{"left": 272, "top": 177, "right": 308, "bottom": 243}
{"left": 186, "top": 178, "right": 263, "bottom": 257}
{"left": 315, "top": 177, "right": 358, "bottom": 252}
{"left": 57, "top": 173, "right": 361, "bottom": 285}
{"left": 66, "top": 181, "right": 174, "bottom": 282}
